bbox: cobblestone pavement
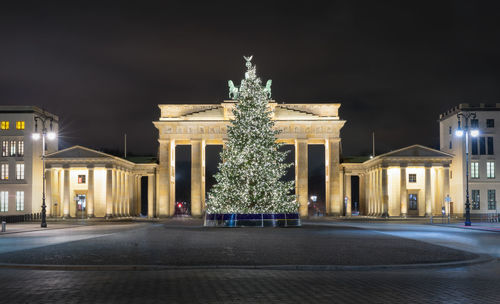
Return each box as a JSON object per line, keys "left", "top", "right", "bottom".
{"left": 0, "top": 221, "right": 478, "bottom": 266}
{"left": 1, "top": 261, "right": 499, "bottom": 303}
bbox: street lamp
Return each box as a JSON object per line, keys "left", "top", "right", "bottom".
{"left": 455, "top": 111, "right": 479, "bottom": 226}
{"left": 32, "top": 113, "right": 56, "bottom": 228}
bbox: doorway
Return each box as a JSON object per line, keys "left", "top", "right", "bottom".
{"left": 75, "top": 194, "right": 87, "bottom": 218}
{"left": 408, "top": 193, "right": 418, "bottom": 216}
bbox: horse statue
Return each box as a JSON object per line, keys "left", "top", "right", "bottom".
{"left": 263, "top": 79, "right": 272, "bottom": 99}
{"left": 228, "top": 80, "right": 239, "bottom": 99}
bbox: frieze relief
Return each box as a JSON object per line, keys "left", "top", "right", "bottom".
{"left": 161, "top": 123, "right": 340, "bottom": 136}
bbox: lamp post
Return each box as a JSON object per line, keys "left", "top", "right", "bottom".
{"left": 32, "top": 113, "right": 56, "bottom": 228}
{"left": 455, "top": 111, "right": 479, "bottom": 226}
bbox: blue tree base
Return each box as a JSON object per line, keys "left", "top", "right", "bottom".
{"left": 204, "top": 213, "right": 301, "bottom": 227}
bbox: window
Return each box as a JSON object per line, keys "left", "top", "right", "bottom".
{"left": 408, "top": 174, "right": 417, "bottom": 183}
{"left": 9, "top": 140, "right": 16, "bottom": 156}
{"left": 409, "top": 194, "right": 418, "bottom": 210}
{"left": 17, "top": 141, "right": 24, "bottom": 156}
{"left": 1, "top": 141, "right": 7, "bottom": 157}
{"left": 472, "top": 190, "right": 480, "bottom": 210}
{"left": 480, "top": 137, "right": 486, "bottom": 155}
{"left": 488, "top": 190, "right": 496, "bottom": 210}
{"left": 16, "top": 163, "right": 24, "bottom": 180}
{"left": 78, "top": 175, "right": 86, "bottom": 184}
{"left": 487, "top": 119, "right": 495, "bottom": 128}
{"left": 487, "top": 162, "right": 495, "bottom": 179}
{"left": 1, "top": 164, "right": 8, "bottom": 180}
{"left": 449, "top": 141, "right": 452, "bottom": 149}
{"left": 0, "top": 191, "right": 7, "bottom": 212}
{"left": 488, "top": 137, "right": 494, "bottom": 155}
{"left": 16, "top": 191, "right": 24, "bottom": 211}
{"left": 449, "top": 126, "right": 452, "bottom": 134}
{"left": 15, "top": 121, "right": 25, "bottom": 130}
{"left": 0, "top": 121, "right": 9, "bottom": 130}
{"left": 471, "top": 162, "right": 479, "bottom": 179}
{"left": 471, "top": 119, "right": 479, "bottom": 128}
{"left": 471, "top": 137, "right": 478, "bottom": 155}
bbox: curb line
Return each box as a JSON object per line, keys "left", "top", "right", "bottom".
{"left": 0, "top": 255, "right": 494, "bottom": 272}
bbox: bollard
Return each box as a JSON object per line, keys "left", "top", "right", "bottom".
{"left": 1, "top": 221, "right": 5, "bottom": 232}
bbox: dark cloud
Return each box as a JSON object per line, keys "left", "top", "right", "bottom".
{"left": 1, "top": 0, "right": 500, "bottom": 156}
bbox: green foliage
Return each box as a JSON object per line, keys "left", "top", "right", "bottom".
{"left": 206, "top": 58, "right": 297, "bottom": 214}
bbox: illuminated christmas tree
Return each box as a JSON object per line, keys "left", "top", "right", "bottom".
{"left": 206, "top": 56, "right": 297, "bottom": 214}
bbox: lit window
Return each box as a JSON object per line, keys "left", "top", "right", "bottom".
{"left": 471, "top": 162, "right": 479, "bottom": 179}
{"left": 488, "top": 189, "right": 496, "bottom": 210}
{"left": 9, "top": 140, "right": 16, "bottom": 156}
{"left": 1, "top": 164, "right": 8, "bottom": 180}
{"left": 472, "top": 189, "right": 480, "bottom": 210}
{"left": 1, "top": 141, "right": 7, "bottom": 157}
{"left": 487, "top": 162, "right": 495, "bottom": 179}
{"left": 16, "top": 163, "right": 24, "bottom": 180}
{"left": 0, "top": 191, "right": 7, "bottom": 212}
{"left": 18, "top": 141, "right": 24, "bottom": 156}
{"left": 78, "top": 175, "right": 86, "bottom": 184}
{"left": 486, "top": 119, "right": 494, "bottom": 128}
{"left": 15, "top": 121, "right": 25, "bottom": 130}
{"left": 0, "top": 121, "right": 9, "bottom": 130}
{"left": 16, "top": 191, "right": 24, "bottom": 211}
{"left": 408, "top": 174, "right": 417, "bottom": 183}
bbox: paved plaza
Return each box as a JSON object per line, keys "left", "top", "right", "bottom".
{"left": 0, "top": 219, "right": 499, "bottom": 303}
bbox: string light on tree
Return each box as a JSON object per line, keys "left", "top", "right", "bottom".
{"left": 206, "top": 56, "right": 298, "bottom": 214}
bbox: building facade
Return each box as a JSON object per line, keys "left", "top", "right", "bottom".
{"left": 342, "top": 145, "right": 452, "bottom": 217}
{"left": 0, "top": 106, "right": 58, "bottom": 216}
{"left": 440, "top": 103, "right": 500, "bottom": 217}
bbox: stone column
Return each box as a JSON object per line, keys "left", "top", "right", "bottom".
{"left": 400, "top": 165, "right": 407, "bottom": 217}
{"left": 105, "top": 167, "right": 113, "bottom": 218}
{"left": 443, "top": 165, "right": 450, "bottom": 214}
{"left": 296, "top": 139, "right": 308, "bottom": 217}
{"left": 63, "top": 167, "right": 70, "bottom": 218}
{"left": 367, "top": 170, "right": 372, "bottom": 215}
{"left": 201, "top": 140, "right": 206, "bottom": 213}
{"left": 45, "top": 168, "right": 52, "bottom": 216}
{"left": 87, "top": 166, "right": 94, "bottom": 217}
{"left": 359, "top": 174, "right": 365, "bottom": 215}
{"left": 112, "top": 169, "right": 117, "bottom": 216}
{"left": 148, "top": 174, "right": 154, "bottom": 218}
{"left": 374, "top": 168, "right": 379, "bottom": 216}
{"left": 326, "top": 139, "right": 341, "bottom": 215}
{"left": 381, "top": 166, "right": 389, "bottom": 217}
{"left": 425, "top": 164, "right": 432, "bottom": 217}
{"left": 191, "top": 139, "right": 203, "bottom": 217}
{"left": 120, "top": 170, "right": 125, "bottom": 216}
{"left": 125, "top": 172, "right": 130, "bottom": 216}
{"left": 436, "top": 167, "right": 444, "bottom": 215}
{"left": 158, "top": 139, "right": 174, "bottom": 217}
{"left": 345, "top": 174, "right": 351, "bottom": 216}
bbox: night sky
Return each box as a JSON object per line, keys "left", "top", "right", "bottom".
{"left": 1, "top": 1, "right": 500, "bottom": 157}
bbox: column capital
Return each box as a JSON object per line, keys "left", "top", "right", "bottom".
{"left": 87, "top": 165, "right": 95, "bottom": 169}
{"left": 424, "top": 163, "right": 432, "bottom": 168}
{"left": 400, "top": 163, "right": 408, "bottom": 168}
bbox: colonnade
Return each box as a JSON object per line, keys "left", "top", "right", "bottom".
{"left": 157, "top": 138, "right": 342, "bottom": 217}
{"left": 45, "top": 165, "right": 145, "bottom": 218}
{"left": 351, "top": 164, "right": 451, "bottom": 217}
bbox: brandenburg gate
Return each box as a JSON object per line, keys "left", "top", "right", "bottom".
{"left": 153, "top": 101, "right": 345, "bottom": 217}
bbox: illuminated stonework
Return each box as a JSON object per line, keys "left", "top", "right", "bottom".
{"left": 154, "top": 101, "right": 346, "bottom": 217}
{"left": 342, "top": 145, "right": 453, "bottom": 217}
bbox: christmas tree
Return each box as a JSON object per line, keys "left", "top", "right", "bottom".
{"left": 206, "top": 56, "right": 298, "bottom": 214}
